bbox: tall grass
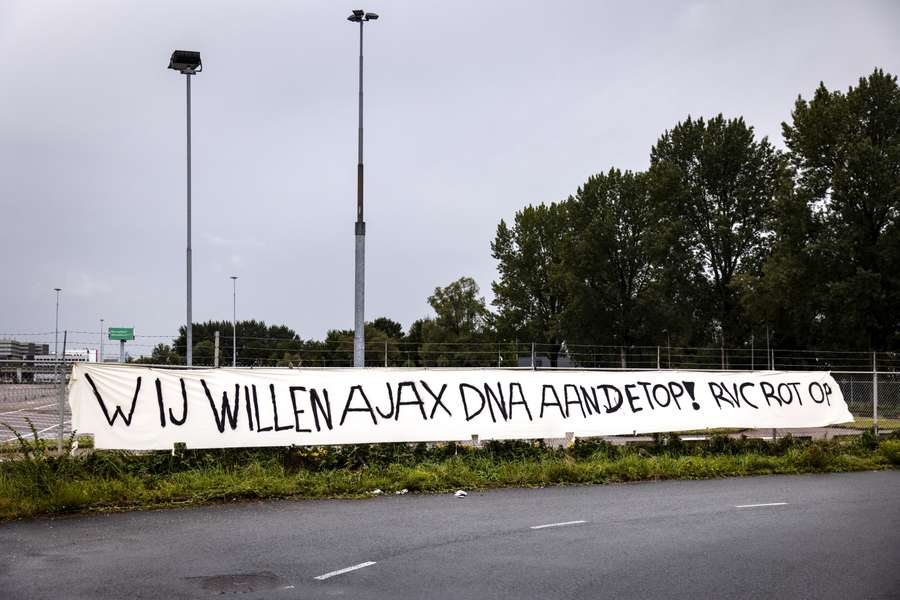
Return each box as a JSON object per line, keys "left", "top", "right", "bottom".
{"left": 1, "top": 433, "right": 897, "bottom": 520}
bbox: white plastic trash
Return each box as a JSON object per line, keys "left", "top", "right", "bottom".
{"left": 454, "top": 490, "right": 468, "bottom": 498}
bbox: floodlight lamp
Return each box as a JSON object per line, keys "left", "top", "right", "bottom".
{"left": 365, "top": 12, "right": 378, "bottom": 20}
{"left": 168, "top": 50, "right": 202, "bottom": 74}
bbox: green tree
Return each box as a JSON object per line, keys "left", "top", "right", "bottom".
{"left": 427, "top": 277, "right": 489, "bottom": 337}
{"left": 324, "top": 325, "right": 400, "bottom": 367}
{"left": 191, "top": 340, "right": 219, "bottom": 367}
{"left": 779, "top": 68, "right": 900, "bottom": 349}
{"left": 491, "top": 202, "right": 570, "bottom": 347}
{"left": 172, "top": 320, "right": 303, "bottom": 366}
{"left": 370, "top": 317, "right": 403, "bottom": 339}
{"left": 560, "top": 169, "right": 668, "bottom": 345}
{"left": 649, "top": 114, "right": 789, "bottom": 347}
{"left": 134, "top": 343, "right": 182, "bottom": 365}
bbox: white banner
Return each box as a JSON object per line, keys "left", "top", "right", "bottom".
{"left": 68, "top": 364, "right": 853, "bottom": 450}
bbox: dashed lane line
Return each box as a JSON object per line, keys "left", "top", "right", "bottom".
{"left": 530, "top": 520, "right": 587, "bottom": 530}
{"left": 314, "top": 561, "right": 376, "bottom": 581}
{"left": 735, "top": 502, "right": 788, "bottom": 508}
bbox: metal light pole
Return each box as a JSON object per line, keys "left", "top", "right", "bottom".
{"left": 53, "top": 288, "right": 61, "bottom": 358}
{"left": 662, "top": 328, "right": 671, "bottom": 368}
{"left": 230, "top": 276, "right": 238, "bottom": 367}
{"left": 348, "top": 9, "right": 379, "bottom": 368}
{"left": 99, "top": 318, "right": 104, "bottom": 362}
{"left": 168, "top": 50, "right": 202, "bottom": 366}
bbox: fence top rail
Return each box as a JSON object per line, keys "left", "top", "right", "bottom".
{"left": 6, "top": 362, "right": 896, "bottom": 375}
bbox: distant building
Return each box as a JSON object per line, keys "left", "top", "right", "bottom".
{"left": 0, "top": 339, "right": 49, "bottom": 361}
{"left": 33, "top": 348, "right": 97, "bottom": 382}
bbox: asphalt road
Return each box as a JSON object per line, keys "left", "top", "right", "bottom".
{"left": 1, "top": 471, "right": 898, "bottom": 599}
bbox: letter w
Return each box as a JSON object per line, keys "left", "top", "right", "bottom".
{"left": 84, "top": 373, "right": 141, "bottom": 427}
{"left": 201, "top": 380, "right": 241, "bottom": 433}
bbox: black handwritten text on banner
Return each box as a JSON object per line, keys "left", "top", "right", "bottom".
{"left": 68, "top": 365, "right": 853, "bottom": 450}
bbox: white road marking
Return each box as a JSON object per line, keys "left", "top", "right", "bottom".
{"left": 530, "top": 520, "right": 587, "bottom": 530}
{"left": 0, "top": 403, "right": 57, "bottom": 415}
{"left": 735, "top": 502, "right": 788, "bottom": 508}
{"left": 314, "top": 561, "right": 376, "bottom": 581}
{"left": 0, "top": 420, "right": 70, "bottom": 443}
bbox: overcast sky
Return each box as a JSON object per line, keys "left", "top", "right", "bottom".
{"left": 1, "top": 0, "right": 898, "bottom": 356}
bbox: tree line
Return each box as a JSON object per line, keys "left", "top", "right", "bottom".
{"left": 141, "top": 68, "right": 899, "bottom": 366}
{"left": 492, "top": 68, "right": 899, "bottom": 355}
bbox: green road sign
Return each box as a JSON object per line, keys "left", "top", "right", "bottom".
{"left": 108, "top": 327, "right": 134, "bottom": 341}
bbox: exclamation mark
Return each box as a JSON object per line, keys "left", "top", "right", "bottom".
{"left": 683, "top": 381, "right": 700, "bottom": 410}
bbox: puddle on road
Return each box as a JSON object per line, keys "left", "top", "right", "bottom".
{"left": 186, "top": 571, "right": 288, "bottom": 594}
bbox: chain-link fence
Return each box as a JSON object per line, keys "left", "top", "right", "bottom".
{"left": 0, "top": 358, "right": 72, "bottom": 446}
{"left": 1, "top": 343, "right": 898, "bottom": 447}
{"left": 832, "top": 371, "right": 900, "bottom": 429}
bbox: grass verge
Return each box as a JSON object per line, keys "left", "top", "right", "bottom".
{"left": 839, "top": 417, "right": 900, "bottom": 430}
{"left": 1, "top": 433, "right": 898, "bottom": 521}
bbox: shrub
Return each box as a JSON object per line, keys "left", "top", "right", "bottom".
{"left": 795, "top": 442, "right": 833, "bottom": 470}
{"left": 483, "top": 439, "right": 548, "bottom": 460}
{"left": 569, "top": 438, "right": 618, "bottom": 460}
{"left": 857, "top": 428, "right": 878, "bottom": 451}
{"left": 879, "top": 440, "right": 900, "bottom": 465}
{"left": 772, "top": 433, "right": 798, "bottom": 455}
{"left": 706, "top": 433, "right": 738, "bottom": 455}
{"left": 663, "top": 433, "right": 686, "bottom": 455}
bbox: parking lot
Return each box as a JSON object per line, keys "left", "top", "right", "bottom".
{"left": 0, "top": 384, "right": 70, "bottom": 443}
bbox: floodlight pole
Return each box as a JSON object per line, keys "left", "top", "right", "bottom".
{"left": 348, "top": 10, "right": 377, "bottom": 368}
{"left": 231, "top": 276, "right": 238, "bottom": 367}
{"left": 168, "top": 51, "right": 201, "bottom": 367}
{"left": 53, "top": 288, "right": 61, "bottom": 358}
{"left": 185, "top": 71, "right": 194, "bottom": 367}
{"left": 353, "top": 16, "right": 367, "bottom": 368}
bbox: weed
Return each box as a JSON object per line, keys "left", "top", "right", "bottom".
{"left": 879, "top": 440, "right": 900, "bottom": 465}
{"left": 0, "top": 436, "right": 893, "bottom": 520}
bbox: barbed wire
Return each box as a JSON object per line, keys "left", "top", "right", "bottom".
{"left": 3, "top": 329, "right": 899, "bottom": 371}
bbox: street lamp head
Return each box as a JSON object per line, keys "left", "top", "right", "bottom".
{"left": 168, "top": 50, "right": 202, "bottom": 74}
{"left": 230, "top": 276, "right": 238, "bottom": 280}
{"left": 54, "top": 288, "right": 61, "bottom": 292}
{"left": 348, "top": 9, "right": 378, "bottom": 22}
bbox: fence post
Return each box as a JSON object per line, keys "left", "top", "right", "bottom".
{"left": 873, "top": 351, "right": 878, "bottom": 435}
{"left": 57, "top": 330, "right": 67, "bottom": 455}
{"left": 498, "top": 343, "right": 501, "bottom": 368}
{"left": 656, "top": 346, "right": 660, "bottom": 370}
{"left": 531, "top": 342, "right": 536, "bottom": 370}
{"left": 214, "top": 331, "right": 220, "bottom": 368}
{"left": 384, "top": 340, "right": 388, "bottom": 367}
